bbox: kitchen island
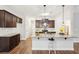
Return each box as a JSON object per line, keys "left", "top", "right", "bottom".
{"left": 0, "top": 33, "right": 20, "bottom": 52}
{"left": 32, "top": 36, "right": 79, "bottom": 54}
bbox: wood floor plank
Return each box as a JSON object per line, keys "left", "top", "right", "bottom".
{"left": 56, "top": 50, "right": 75, "bottom": 54}
{"left": 10, "top": 37, "right": 32, "bottom": 54}
{"left": 32, "top": 50, "right": 49, "bottom": 54}
{"left": 32, "top": 50, "right": 75, "bottom": 54}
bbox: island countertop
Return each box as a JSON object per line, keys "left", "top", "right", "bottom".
{"left": 0, "top": 33, "right": 20, "bottom": 37}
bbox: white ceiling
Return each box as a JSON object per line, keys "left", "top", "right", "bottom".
{"left": 4, "top": 5, "right": 73, "bottom": 18}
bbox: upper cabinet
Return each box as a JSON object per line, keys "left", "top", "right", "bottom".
{"left": 0, "top": 10, "right": 5, "bottom": 27}
{"left": 17, "top": 17, "right": 22, "bottom": 23}
{"left": 4, "top": 11, "right": 16, "bottom": 27}
{"left": 0, "top": 10, "right": 22, "bottom": 28}
{"left": 12, "top": 16, "right": 17, "bottom": 27}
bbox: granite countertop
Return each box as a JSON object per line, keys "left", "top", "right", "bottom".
{"left": 0, "top": 33, "right": 20, "bottom": 37}
{"left": 32, "top": 34, "right": 79, "bottom": 38}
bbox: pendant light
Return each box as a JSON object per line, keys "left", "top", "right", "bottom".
{"left": 59, "top": 5, "right": 65, "bottom": 35}
{"left": 42, "top": 5, "right": 48, "bottom": 33}
{"left": 62, "top": 5, "right": 64, "bottom": 25}
{"left": 42, "top": 5, "right": 47, "bottom": 22}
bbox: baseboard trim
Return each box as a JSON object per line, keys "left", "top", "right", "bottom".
{"left": 32, "top": 50, "right": 75, "bottom": 54}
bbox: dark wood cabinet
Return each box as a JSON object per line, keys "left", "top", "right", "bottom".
{"left": 0, "top": 10, "right": 20, "bottom": 27}
{"left": 4, "top": 11, "right": 13, "bottom": 27}
{"left": 9, "top": 34, "right": 20, "bottom": 49}
{"left": 13, "top": 16, "right": 17, "bottom": 27}
{"left": 0, "top": 37, "right": 9, "bottom": 51}
{"left": 17, "top": 17, "right": 22, "bottom": 23}
{"left": 0, "top": 34, "right": 20, "bottom": 52}
{"left": 0, "top": 10, "right": 5, "bottom": 27}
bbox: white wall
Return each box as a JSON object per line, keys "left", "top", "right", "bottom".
{"left": 71, "top": 6, "right": 79, "bottom": 37}
{"left": 24, "top": 17, "right": 36, "bottom": 38}
{"left": 25, "top": 5, "right": 73, "bottom": 37}
{"left": 55, "top": 6, "right": 73, "bottom": 36}
{"left": 0, "top": 5, "right": 26, "bottom": 40}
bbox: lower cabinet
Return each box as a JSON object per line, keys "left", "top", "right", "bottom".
{"left": 0, "top": 34, "right": 20, "bottom": 52}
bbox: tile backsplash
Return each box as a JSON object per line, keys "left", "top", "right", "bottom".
{"left": 0, "top": 28, "right": 19, "bottom": 35}
{"left": 0, "top": 23, "right": 21, "bottom": 36}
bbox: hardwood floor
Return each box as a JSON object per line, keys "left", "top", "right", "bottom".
{"left": 32, "top": 50, "right": 75, "bottom": 54}
{"left": 32, "top": 50, "right": 49, "bottom": 54}
{"left": 10, "top": 37, "right": 32, "bottom": 54}
{"left": 56, "top": 50, "right": 75, "bottom": 54}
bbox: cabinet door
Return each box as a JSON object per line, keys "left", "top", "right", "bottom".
{"left": 0, "top": 11, "right": 5, "bottom": 27}
{"left": 16, "top": 34, "right": 20, "bottom": 45}
{"left": 9, "top": 36, "right": 16, "bottom": 50}
{"left": 17, "top": 17, "right": 22, "bottom": 23}
{"left": 5, "top": 12, "right": 13, "bottom": 27}
{"left": 13, "top": 16, "right": 16, "bottom": 27}
{"left": 9, "top": 34, "right": 20, "bottom": 50}
{"left": 19, "top": 18, "right": 22, "bottom": 23}
{"left": 0, "top": 37, "right": 9, "bottom": 52}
